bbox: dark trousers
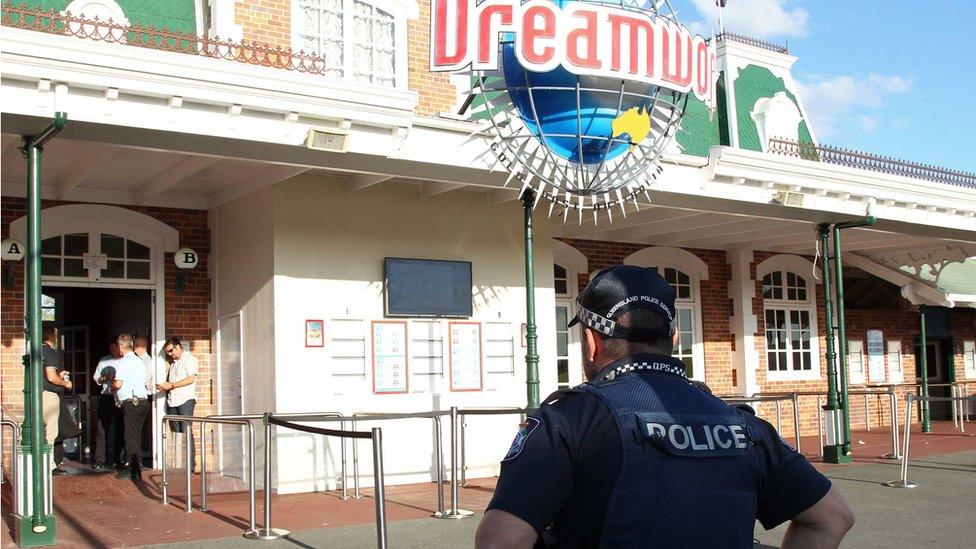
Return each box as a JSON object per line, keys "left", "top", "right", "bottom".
{"left": 167, "top": 399, "right": 197, "bottom": 470}
{"left": 121, "top": 398, "right": 150, "bottom": 478}
{"left": 97, "top": 395, "right": 125, "bottom": 467}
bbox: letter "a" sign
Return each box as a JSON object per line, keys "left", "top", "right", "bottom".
{"left": 1, "top": 239, "right": 25, "bottom": 261}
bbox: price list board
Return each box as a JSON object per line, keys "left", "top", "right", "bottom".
{"left": 449, "top": 322, "right": 483, "bottom": 391}
{"left": 372, "top": 320, "right": 408, "bottom": 394}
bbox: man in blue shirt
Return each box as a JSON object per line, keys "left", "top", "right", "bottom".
{"left": 111, "top": 333, "right": 150, "bottom": 480}
{"left": 477, "top": 266, "right": 854, "bottom": 548}
{"left": 93, "top": 337, "right": 124, "bottom": 470}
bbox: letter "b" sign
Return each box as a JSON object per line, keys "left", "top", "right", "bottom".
{"left": 174, "top": 247, "right": 198, "bottom": 269}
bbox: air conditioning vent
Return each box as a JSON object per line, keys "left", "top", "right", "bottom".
{"left": 306, "top": 128, "right": 349, "bottom": 152}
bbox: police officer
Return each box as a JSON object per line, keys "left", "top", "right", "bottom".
{"left": 476, "top": 266, "right": 853, "bottom": 548}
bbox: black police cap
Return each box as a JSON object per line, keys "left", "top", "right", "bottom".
{"left": 567, "top": 265, "right": 677, "bottom": 342}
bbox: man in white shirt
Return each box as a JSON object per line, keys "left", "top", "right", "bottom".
{"left": 93, "top": 337, "right": 123, "bottom": 470}
{"left": 111, "top": 333, "right": 150, "bottom": 480}
{"left": 157, "top": 337, "right": 198, "bottom": 472}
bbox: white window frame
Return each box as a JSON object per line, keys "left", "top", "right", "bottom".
{"left": 623, "top": 247, "right": 708, "bottom": 382}
{"left": 757, "top": 255, "right": 821, "bottom": 382}
{"left": 887, "top": 340, "right": 904, "bottom": 384}
{"left": 553, "top": 240, "right": 588, "bottom": 390}
{"left": 40, "top": 231, "right": 156, "bottom": 285}
{"left": 291, "top": 0, "right": 416, "bottom": 90}
{"left": 964, "top": 340, "right": 976, "bottom": 379}
{"left": 847, "top": 340, "right": 866, "bottom": 385}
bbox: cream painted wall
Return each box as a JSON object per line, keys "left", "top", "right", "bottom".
{"left": 269, "top": 175, "right": 558, "bottom": 492}
{"left": 213, "top": 188, "right": 277, "bottom": 416}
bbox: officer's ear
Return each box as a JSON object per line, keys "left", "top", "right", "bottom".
{"left": 583, "top": 327, "right": 600, "bottom": 363}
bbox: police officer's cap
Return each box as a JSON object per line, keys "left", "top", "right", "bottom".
{"left": 567, "top": 265, "right": 676, "bottom": 342}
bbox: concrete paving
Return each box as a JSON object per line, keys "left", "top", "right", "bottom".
{"left": 141, "top": 450, "right": 976, "bottom": 549}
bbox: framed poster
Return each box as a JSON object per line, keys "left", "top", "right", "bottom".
{"left": 372, "top": 320, "right": 408, "bottom": 394}
{"left": 305, "top": 319, "right": 324, "bottom": 348}
{"left": 867, "top": 330, "right": 886, "bottom": 382}
{"left": 449, "top": 321, "right": 483, "bottom": 391}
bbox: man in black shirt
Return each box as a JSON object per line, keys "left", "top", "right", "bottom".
{"left": 477, "top": 266, "right": 853, "bottom": 548}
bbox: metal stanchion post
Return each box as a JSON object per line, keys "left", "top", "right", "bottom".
{"left": 185, "top": 427, "right": 193, "bottom": 514}
{"left": 353, "top": 419, "right": 361, "bottom": 499}
{"left": 775, "top": 400, "right": 782, "bottom": 433}
{"left": 247, "top": 422, "right": 257, "bottom": 537}
{"left": 460, "top": 412, "right": 467, "bottom": 487}
{"left": 791, "top": 393, "right": 801, "bottom": 454}
{"left": 951, "top": 386, "right": 958, "bottom": 429}
{"left": 883, "top": 390, "right": 899, "bottom": 460}
{"left": 435, "top": 407, "right": 473, "bottom": 519}
{"left": 247, "top": 413, "right": 288, "bottom": 540}
{"left": 201, "top": 424, "right": 208, "bottom": 511}
{"left": 884, "top": 395, "right": 918, "bottom": 488}
{"left": 340, "top": 420, "right": 348, "bottom": 500}
{"left": 863, "top": 393, "right": 870, "bottom": 431}
{"left": 161, "top": 426, "right": 169, "bottom": 505}
{"left": 372, "top": 428, "right": 388, "bottom": 549}
{"left": 433, "top": 416, "right": 447, "bottom": 517}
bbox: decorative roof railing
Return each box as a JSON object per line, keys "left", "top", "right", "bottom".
{"left": 767, "top": 137, "right": 976, "bottom": 189}
{"left": 1, "top": 2, "right": 335, "bottom": 76}
{"left": 715, "top": 32, "right": 789, "bottom": 54}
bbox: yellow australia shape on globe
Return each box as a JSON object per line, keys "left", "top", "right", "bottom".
{"left": 611, "top": 106, "right": 652, "bottom": 152}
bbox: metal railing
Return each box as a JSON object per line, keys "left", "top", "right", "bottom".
{"left": 160, "top": 415, "right": 257, "bottom": 537}
{"left": 951, "top": 381, "right": 975, "bottom": 431}
{"left": 717, "top": 393, "right": 802, "bottom": 454}
{"left": 458, "top": 407, "right": 535, "bottom": 487}
{"left": 767, "top": 137, "right": 976, "bottom": 188}
{"left": 1, "top": 2, "right": 341, "bottom": 77}
{"left": 884, "top": 394, "right": 976, "bottom": 489}
{"left": 715, "top": 32, "right": 788, "bottom": 54}
{"left": 257, "top": 414, "right": 388, "bottom": 548}
{"left": 1, "top": 417, "right": 21, "bottom": 508}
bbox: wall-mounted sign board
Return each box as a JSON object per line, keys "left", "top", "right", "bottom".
{"left": 867, "top": 329, "right": 886, "bottom": 383}
{"left": 449, "top": 321, "right": 482, "bottom": 391}
{"left": 372, "top": 320, "right": 408, "bottom": 394}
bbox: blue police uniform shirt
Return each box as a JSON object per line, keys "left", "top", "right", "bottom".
{"left": 487, "top": 353, "right": 831, "bottom": 548}
{"left": 114, "top": 351, "right": 149, "bottom": 401}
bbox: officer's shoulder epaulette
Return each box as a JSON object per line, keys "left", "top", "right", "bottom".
{"left": 541, "top": 386, "right": 586, "bottom": 407}
{"left": 733, "top": 403, "right": 757, "bottom": 416}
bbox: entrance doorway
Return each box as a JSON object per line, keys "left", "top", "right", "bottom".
{"left": 44, "top": 286, "right": 155, "bottom": 467}
{"left": 916, "top": 339, "right": 952, "bottom": 420}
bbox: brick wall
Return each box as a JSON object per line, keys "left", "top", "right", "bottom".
{"left": 408, "top": 0, "right": 457, "bottom": 116}
{"left": 1, "top": 198, "right": 212, "bottom": 467}
{"left": 235, "top": 0, "right": 291, "bottom": 49}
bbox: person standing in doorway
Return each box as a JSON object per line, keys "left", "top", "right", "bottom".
{"left": 157, "top": 337, "right": 198, "bottom": 473}
{"left": 134, "top": 335, "right": 154, "bottom": 391}
{"left": 93, "top": 337, "right": 124, "bottom": 471}
{"left": 41, "top": 326, "right": 72, "bottom": 475}
{"left": 111, "top": 333, "right": 150, "bottom": 481}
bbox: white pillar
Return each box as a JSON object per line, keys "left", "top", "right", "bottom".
{"left": 727, "top": 249, "right": 759, "bottom": 396}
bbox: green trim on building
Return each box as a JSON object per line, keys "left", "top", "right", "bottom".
{"left": 733, "top": 65, "right": 813, "bottom": 151}
{"left": 674, "top": 95, "right": 721, "bottom": 157}
{"left": 12, "top": 0, "right": 197, "bottom": 34}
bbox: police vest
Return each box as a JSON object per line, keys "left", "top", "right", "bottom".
{"left": 575, "top": 370, "right": 760, "bottom": 548}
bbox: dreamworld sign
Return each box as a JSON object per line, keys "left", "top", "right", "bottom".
{"left": 430, "top": 0, "right": 717, "bottom": 108}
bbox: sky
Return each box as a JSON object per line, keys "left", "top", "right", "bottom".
{"left": 668, "top": 0, "right": 976, "bottom": 173}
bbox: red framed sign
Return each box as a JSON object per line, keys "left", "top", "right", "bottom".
{"left": 305, "top": 319, "right": 324, "bottom": 348}
{"left": 372, "top": 320, "right": 408, "bottom": 394}
{"left": 449, "top": 321, "right": 483, "bottom": 392}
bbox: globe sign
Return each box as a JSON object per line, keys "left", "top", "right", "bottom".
{"left": 431, "top": 0, "right": 717, "bottom": 220}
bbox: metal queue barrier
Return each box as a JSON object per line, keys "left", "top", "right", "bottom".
{"left": 456, "top": 407, "right": 535, "bottom": 497}
{"left": 160, "top": 415, "right": 258, "bottom": 538}
{"left": 847, "top": 388, "right": 900, "bottom": 460}
{"left": 951, "top": 381, "right": 975, "bottom": 432}
{"left": 257, "top": 414, "right": 388, "bottom": 548}
{"left": 717, "top": 393, "right": 802, "bottom": 454}
{"left": 884, "top": 393, "right": 976, "bottom": 489}
{"left": 1, "top": 416, "right": 21, "bottom": 507}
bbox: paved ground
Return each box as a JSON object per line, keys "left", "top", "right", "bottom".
{"left": 2, "top": 422, "right": 974, "bottom": 548}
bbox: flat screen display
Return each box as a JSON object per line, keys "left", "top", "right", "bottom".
{"left": 384, "top": 257, "right": 473, "bottom": 318}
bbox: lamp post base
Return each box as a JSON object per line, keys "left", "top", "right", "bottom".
{"left": 13, "top": 514, "right": 57, "bottom": 547}
{"left": 821, "top": 445, "right": 852, "bottom": 464}
{"left": 244, "top": 528, "right": 290, "bottom": 540}
{"left": 434, "top": 509, "right": 474, "bottom": 519}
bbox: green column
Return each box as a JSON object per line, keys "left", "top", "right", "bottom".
{"left": 522, "top": 190, "right": 539, "bottom": 409}
{"left": 16, "top": 113, "right": 66, "bottom": 548}
{"left": 919, "top": 308, "right": 931, "bottom": 432}
{"left": 818, "top": 224, "right": 846, "bottom": 463}
{"left": 831, "top": 226, "right": 853, "bottom": 458}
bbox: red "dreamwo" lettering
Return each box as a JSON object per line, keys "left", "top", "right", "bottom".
{"left": 430, "top": 0, "right": 716, "bottom": 107}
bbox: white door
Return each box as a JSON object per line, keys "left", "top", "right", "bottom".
{"left": 217, "top": 314, "right": 245, "bottom": 479}
{"left": 555, "top": 298, "right": 583, "bottom": 389}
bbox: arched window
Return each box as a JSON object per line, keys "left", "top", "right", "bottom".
{"left": 40, "top": 232, "right": 152, "bottom": 282}
{"left": 293, "top": 0, "right": 416, "bottom": 89}
{"left": 623, "top": 247, "right": 708, "bottom": 380}
{"left": 757, "top": 255, "right": 821, "bottom": 381}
